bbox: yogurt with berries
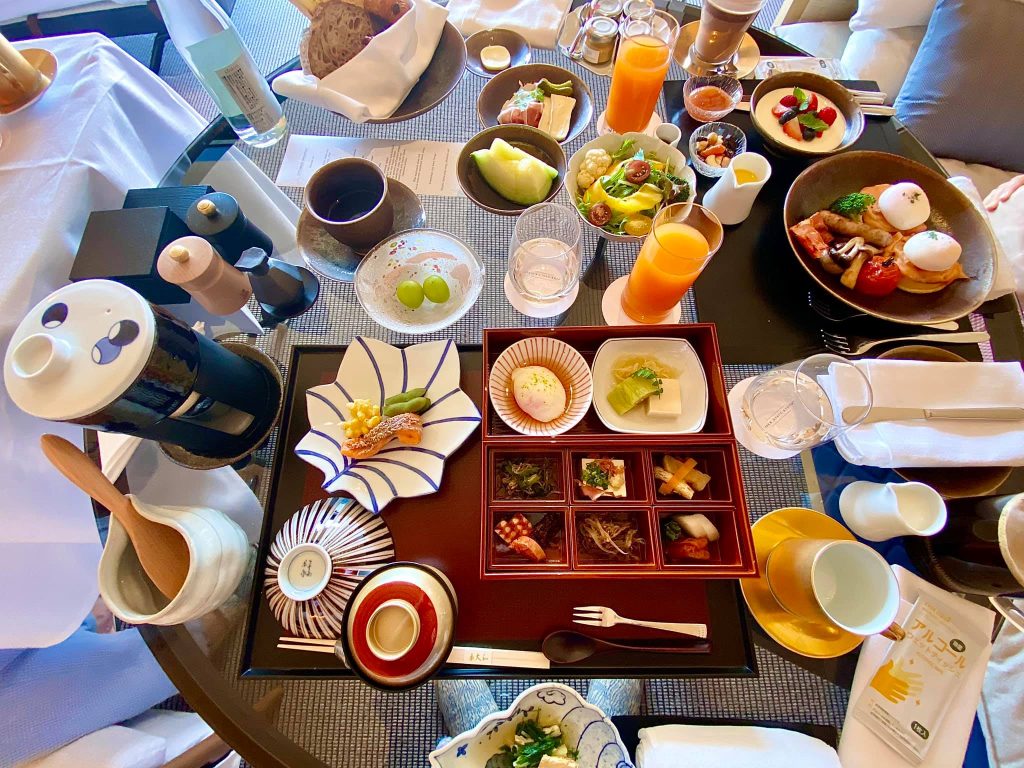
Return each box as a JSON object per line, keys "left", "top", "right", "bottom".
{"left": 754, "top": 87, "right": 847, "bottom": 152}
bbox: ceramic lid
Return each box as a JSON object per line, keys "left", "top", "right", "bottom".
{"left": 3, "top": 279, "right": 156, "bottom": 421}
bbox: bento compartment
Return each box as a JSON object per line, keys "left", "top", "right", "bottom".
{"left": 572, "top": 508, "right": 655, "bottom": 567}
{"left": 649, "top": 448, "right": 732, "bottom": 503}
{"left": 489, "top": 508, "right": 568, "bottom": 567}
{"left": 569, "top": 450, "right": 650, "bottom": 503}
{"left": 655, "top": 509, "right": 737, "bottom": 567}
{"left": 489, "top": 449, "right": 566, "bottom": 502}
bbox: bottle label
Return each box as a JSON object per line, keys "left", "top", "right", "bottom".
{"left": 215, "top": 55, "right": 278, "bottom": 134}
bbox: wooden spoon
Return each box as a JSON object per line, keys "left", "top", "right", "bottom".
{"left": 40, "top": 434, "right": 190, "bottom": 600}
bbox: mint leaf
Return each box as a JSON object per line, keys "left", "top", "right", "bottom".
{"left": 793, "top": 86, "right": 808, "bottom": 110}
{"left": 798, "top": 113, "right": 829, "bottom": 132}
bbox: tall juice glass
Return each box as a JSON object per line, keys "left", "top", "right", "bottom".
{"left": 605, "top": 11, "right": 680, "bottom": 134}
{"left": 620, "top": 203, "right": 723, "bottom": 323}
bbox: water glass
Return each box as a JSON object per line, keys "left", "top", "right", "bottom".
{"left": 741, "top": 354, "right": 872, "bottom": 451}
{"left": 508, "top": 203, "right": 582, "bottom": 304}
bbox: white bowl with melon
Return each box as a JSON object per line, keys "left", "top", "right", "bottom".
{"left": 565, "top": 132, "right": 696, "bottom": 243}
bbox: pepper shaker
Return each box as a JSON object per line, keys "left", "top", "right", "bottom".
{"left": 186, "top": 192, "right": 274, "bottom": 264}
{"left": 157, "top": 236, "right": 253, "bottom": 316}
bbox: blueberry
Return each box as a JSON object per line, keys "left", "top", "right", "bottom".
{"left": 777, "top": 107, "right": 800, "bottom": 125}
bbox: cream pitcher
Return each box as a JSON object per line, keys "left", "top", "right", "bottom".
{"left": 702, "top": 152, "right": 772, "bottom": 225}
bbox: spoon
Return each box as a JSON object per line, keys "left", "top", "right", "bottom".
{"left": 40, "top": 434, "right": 190, "bottom": 600}
{"left": 542, "top": 630, "right": 708, "bottom": 664}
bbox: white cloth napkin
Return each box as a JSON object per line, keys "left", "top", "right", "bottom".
{"left": 828, "top": 359, "right": 1024, "bottom": 468}
{"left": 271, "top": 0, "right": 447, "bottom": 123}
{"left": 446, "top": 0, "right": 571, "bottom": 49}
{"left": 947, "top": 176, "right": 1019, "bottom": 300}
{"left": 635, "top": 723, "right": 841, "bottom": 768}
{"left": 839, "top": 566, "right": 995, "bottom": 768}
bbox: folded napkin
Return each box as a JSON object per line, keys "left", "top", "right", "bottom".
{"left": 828, "top": 359, "right": 1024, "bottom": 468}
{"left": 839, "top": 566, "right": 995, "bottom": 768}
{"left": 636, "top": 724, "right": 841, "bottom": 768}
{"left": 947, "top": 176, "right": 1019, "bottom": 300}
{"left": 271, "top": 0, "right": 447, "bottom": 123}
{"left": 447, "top": 0, "right": 571, "bottom": 49}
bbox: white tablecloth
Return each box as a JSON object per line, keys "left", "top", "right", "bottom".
{"left": 0, "top": 33, "right": 206, "bottom": 649}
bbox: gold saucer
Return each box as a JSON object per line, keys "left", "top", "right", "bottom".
{"left": 674, "top": 21, "right": 760, "bottom": 78}
{"left": 0, "top": 48, "right": 58, "bottom": 116}
{"left": 740, "top": 507, "right": 863, "bottom": 659}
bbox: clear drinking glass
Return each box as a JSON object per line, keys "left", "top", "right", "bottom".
{"left": 741, "top": 354, "right": 873, "bottom": 451}
{"left": 683, "top": 74, "right": 742, "bottom": 122}
{"left": 689, "top": 0, "right": 766, "bottom": 71}
{"left": 605, "top": 10, "right": 680, "bottom": 134}
{"left": 508, "top": 203, "right": 582, "bottom": 305}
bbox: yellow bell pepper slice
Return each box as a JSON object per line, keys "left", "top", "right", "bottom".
{"left": 584, "top": 181, "right": 663, "bottom": 215}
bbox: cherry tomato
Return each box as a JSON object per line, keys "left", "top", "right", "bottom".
{"left": 624, "top": 160, "right": 651, "bottom": 184}
{"left": 855, "top": 257, "right": 901, "bottom": 296}
{"left": 588, "top": 202, "right": 612, "bottom": 227}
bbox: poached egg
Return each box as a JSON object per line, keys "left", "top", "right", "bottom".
{"left": 879, "top": 182, "right": 931, "bottom": 230}
{"left": 510, "top": 365, "right": 566, "bottom": 422}
{"left": 903, "top": 230, "right": 962, "bottom": 272}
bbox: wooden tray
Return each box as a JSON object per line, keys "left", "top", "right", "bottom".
{"left": 240, "top": 343, "right": 755, "bottom": 678}
{"left": 481, "top": 326, "right": 757, "bottom": 579}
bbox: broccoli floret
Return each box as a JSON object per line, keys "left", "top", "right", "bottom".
{"left": 829, "top": 192, "right": 876, "bottom": 220}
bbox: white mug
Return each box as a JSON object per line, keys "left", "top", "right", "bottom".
{"left": 701, "top": 151, "right": 771, "bottom": 225}
{"left": 839, "top": 481, "right": 947, "bottom": 542}
{"left": 654, "top": 122, "right": 682, "bottom": 149}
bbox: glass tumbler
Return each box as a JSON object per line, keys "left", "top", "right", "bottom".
{"left": 508, "top": 203, "right": 582, "bottom": 306}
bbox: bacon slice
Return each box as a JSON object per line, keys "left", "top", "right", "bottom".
{"left": 790, "top": 218, "right": 831, "bottom": 261}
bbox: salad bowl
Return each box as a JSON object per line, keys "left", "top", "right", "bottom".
{"left": 295, "top": 337, "right": 481, "bottom": 513}
{"left": 565, "top": 132, "right": 696, "bottom": 243}
{"left": 428, "top": 683, "right": 633, "bottom": 768}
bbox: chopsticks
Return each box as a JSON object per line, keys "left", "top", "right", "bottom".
{"left": 277, "top": 637, "right": 552, "bottom": 669}
{"left": 734, "top": 101, "right": 896, "bottom": 117}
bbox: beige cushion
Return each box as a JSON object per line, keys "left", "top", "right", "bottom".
{"left": 850, "top": 0, "right": 937, "bottom": 30}
{"left": 774, "top": 21, "right": 852, "bottom": 59}
{"left": 839, "top": 26, "right": 926, "bottom": 103}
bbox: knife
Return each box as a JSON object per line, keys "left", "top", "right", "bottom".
{"left": 844, "top": 406, "right": 1024, "bottom": 425}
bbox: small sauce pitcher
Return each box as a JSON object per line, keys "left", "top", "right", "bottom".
{"left": 702, "top": 152, "right": 771, "bottom": 225}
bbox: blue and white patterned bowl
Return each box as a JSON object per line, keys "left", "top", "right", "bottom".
{"left": 428, "top": 683, "right": 634, "bottom": 768}
{"left": 295, "top": 337, "right": 481, "bottom": 513}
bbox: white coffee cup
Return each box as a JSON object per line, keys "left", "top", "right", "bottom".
{"left": 839, "top": 481, "right": 947, "bottom": 542}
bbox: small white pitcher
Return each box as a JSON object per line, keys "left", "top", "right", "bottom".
{"left": 702, "top": 152, "right": 772, "bottom": 225}
{"left": 839, "top": 481, "right": 947, "bottom": 542}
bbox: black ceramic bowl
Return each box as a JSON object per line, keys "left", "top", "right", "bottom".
{"left": 476, "top": 63, "right": 594, "bottom": 144}
{"left": 465, "top": 28, "right": 531, "bottom": 78}
{"left": 458, "top": 124, "right": 566, "bottom": 216}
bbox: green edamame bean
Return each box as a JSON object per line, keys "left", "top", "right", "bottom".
{"left": 383, "top": 387, "right": 427, "bottom": 407}
{"left": 382, "top": 396, "right": 431, "bottom": 418}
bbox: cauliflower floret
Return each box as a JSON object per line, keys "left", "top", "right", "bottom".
{"left": 576, "top": 148, "right": 612, "bottom": 189}
{"left": 576, "top": 170, "right": 595, "bottom": 189}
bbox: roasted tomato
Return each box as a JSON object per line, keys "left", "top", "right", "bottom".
{"left": 588, "top": 202, "right": 612, "bottom": 227}
{"left": 855, "top": 257, "right": 901, "bottom": 296}
{"left": 624, "top": 159, "right": 651, "bottom": 184}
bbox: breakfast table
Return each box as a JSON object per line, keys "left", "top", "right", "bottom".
{"left": 103, "top": 4, "right": 1024, "bottom": 766}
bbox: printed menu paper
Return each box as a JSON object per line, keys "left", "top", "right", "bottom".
{"left": 276, "top": 135, "right": 464, "bottom": 197}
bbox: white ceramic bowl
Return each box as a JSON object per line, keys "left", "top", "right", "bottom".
{"left": 565, "top": 131, "right": 696, "bottom": 243}
{"left": 98, "top": 495, "right": 250, "bottom": 626}
{"left": 429, "top": 683, "right": 632, "bottom": 768}
{"left": 488, "top": 337, "right": 593, "bottom": 436}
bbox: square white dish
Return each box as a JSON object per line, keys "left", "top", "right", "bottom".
{"left": 591, "top": 337, "right": 709, "bottom": 434}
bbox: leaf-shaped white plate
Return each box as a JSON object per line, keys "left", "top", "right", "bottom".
{"left": 295, "top": 337, "right": 481, "bottom": 513}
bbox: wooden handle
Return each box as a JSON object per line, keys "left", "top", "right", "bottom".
{"left": 40, "top": 434, "right": 129, "bottom": 516}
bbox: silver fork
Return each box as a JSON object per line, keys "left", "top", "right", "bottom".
{"left": 573, "top": 606, "right": 708, "bottom": 639}
{"left": 820, "top": 329, "right": 989, "bottom": 356}
{"left": 807, "top": 291, "right": 959, "bottom": 332}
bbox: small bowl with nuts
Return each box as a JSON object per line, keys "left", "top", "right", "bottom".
{"left": 688, "top": 123, "right": 747, "bottom": 178}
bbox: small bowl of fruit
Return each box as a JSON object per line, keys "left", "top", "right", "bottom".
{"left": 750, "top": 72, "right": 864, "bottom": 158}
{"left": 565, "top": 131, "right": 696, "bottom": 243}
{"left": 458, "top": 124, "right": 566, "bottom": 216}
{"left": 688, "top": 123, "right": 746, "bottom": 178}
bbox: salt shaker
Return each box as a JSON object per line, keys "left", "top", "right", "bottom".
{"left": 186, "top": 192, "right": 274, "bottom": 265}
{"left": 157, "top": 236, "right": 253, "bottom": 316}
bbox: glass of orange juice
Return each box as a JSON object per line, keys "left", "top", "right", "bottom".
{"left": 620, "top": 203, "right": 724, "bottom": 323}
{"left": 605, "top": 10, "right": 680, "bottom": 134}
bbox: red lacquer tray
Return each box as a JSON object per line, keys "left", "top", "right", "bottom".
{"left": 481, "top": 325, "right": 757, "bottom": 579}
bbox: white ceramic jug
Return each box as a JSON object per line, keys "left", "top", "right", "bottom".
{"left": 702, "top": 152, "right": 771, "bottom": 225}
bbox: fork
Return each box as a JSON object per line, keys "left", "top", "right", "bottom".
{"left": 573, "top": 606, "right": 708, "bottom": 639}
{"left": 807, "top": 291, "right": 959, "bottom": 332}
{"left": 820, "top": 329, "right": 989, "bottom": 356}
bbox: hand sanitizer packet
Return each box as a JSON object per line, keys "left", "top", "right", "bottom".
{"left": 852, "top": 596, "right": 988, "bottom": 764}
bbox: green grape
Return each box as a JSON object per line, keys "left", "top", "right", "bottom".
{"left": 422, "top": 275, "right": 450, "bottom": 303}
{"left": 396, "top": 280, "right": 424, "bottom": 309}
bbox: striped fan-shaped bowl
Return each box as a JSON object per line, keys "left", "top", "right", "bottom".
{"left": 264, "top": 497, "right": 394, "bottom": 639}
{"left": 488, "top": 337, "right": 593, "bottom": 436}
{"left": 295, "top": 337, "right": 482, "bottom": 513}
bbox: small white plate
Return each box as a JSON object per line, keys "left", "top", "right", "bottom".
{"left": 591, "top": 337, "right": 708, "bottom": 434}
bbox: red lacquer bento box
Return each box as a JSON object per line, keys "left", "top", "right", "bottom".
{"left": 480, "top": 325, "right": 757, "bottom": 579}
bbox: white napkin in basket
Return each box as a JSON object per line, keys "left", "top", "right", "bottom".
{"left": 828, "top": 359, "right": 1024, "bottom": 468}
{"left": 447, "top": 0, "right": 572, "bottom": 49}
{"left": 635, "top": 724, "right": 841, "bottom": 768}
{"left": 271, "top": 0, "right": 447, "bottom": 123}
